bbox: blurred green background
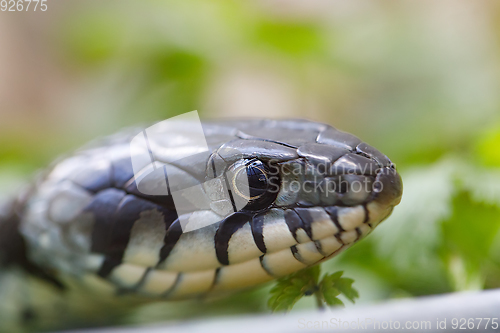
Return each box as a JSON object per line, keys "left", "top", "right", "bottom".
{"left": 1, "top": 0, "right": 500, "bottom": 325}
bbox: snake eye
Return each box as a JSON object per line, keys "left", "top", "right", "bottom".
{"left": 229, "top": 159, "right": 278, "bottom": 211}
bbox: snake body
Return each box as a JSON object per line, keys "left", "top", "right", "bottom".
{"left": 0, "top": 118, "right": 402, "bottom": 331}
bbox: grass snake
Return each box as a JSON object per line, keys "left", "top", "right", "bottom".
{"left": 0, "top": 118, "right": 402, "bottom": 332}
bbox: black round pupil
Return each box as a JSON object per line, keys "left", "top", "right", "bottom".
{"left": 230, "top": 158, "right": 280, "bottom": 211}
{"left": 246, "top": 162, "right": 268, "bottom": 197}
{"left": 234, "top": 160, "right": 269, "bottom": 199}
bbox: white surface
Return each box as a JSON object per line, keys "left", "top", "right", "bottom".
{"left": 66, "top": 289, "right": 500, "bottom": 333}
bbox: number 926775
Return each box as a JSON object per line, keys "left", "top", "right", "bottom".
{"left": 1, "top": 0, "right": 47, "bottom": 11}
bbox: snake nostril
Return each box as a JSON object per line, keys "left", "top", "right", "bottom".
{"left": 373, "top": 167, "right": 403, "bottom": 206}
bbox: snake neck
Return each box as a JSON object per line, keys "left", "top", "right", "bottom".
{"left": 0, "top": 198, "right": 151, "bottom": 332}
{"left": 0, "top": 198, "right": 64, "bottom": 289}
{"left": 0, "top": 199, "right": 66, "bottom": 332}
{"left": 0, "top": 201, "right": 23, "bottom": 267}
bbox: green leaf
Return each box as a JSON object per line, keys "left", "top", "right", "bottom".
{"left": 320, "top": 271, "right": 359, "bottom": 305}
{"left": 268, "top": 267, "right": 359, "bottom": 312}
{"left": 267, "top": 266, "right": 320, "bottom": 312}
{"left": 319, "top": 281, "right": 342, "bottom": 307}
{"left": 323, "top": 292, "right": 344, "bottom": 307}
{"left": 334, "top": 278, "right": 359, "bottom": 303}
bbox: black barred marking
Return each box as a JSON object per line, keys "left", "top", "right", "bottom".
{"left": 292, "top": 208, "right": 314, "bottom": 239}
{"left": 314, "top": 240, "right": 326, "bottom": 256}
{"left": 290, "top": 245, "right": 305, "bottom": 264}
{"left": 116, "top": 267, "right": 153, "bottom": 295}
{"left": 162, "top": 273, "right": 182, "bottom": 298}
{"left": 284, "top": 209, "right": 301, "bottom": 240}
{"left": 135, "top": 267, "right": 153, "bottom": 292}
{"left": 319, "top": 244, "right": 346, "bottom": 262}
{"left": 334, "top": 233, "right": 345, "bottom": 245}
{"left": 157, "top": 219, "right": 183, "bottom": 267}
{"left": 284, "top": 209, "right": 310, "bottom": 241}
{"left": 159, "top": 206, "right": 179, "bottom": 229}
{"left": 259, "top": 255, "right": 275, "bottom": 277}
{"left": 91, "top": 192, "right": 176, "bottom": 277}
{"left": 108, "top": 196, "right": 157, "bottom": 257}
{"left": 363, "top": 204, "right": 370, "bottom": 223}
{"left": 97, "top": 257, "right": 121, "bottom": 278}
{"left": 324, "top": 206, "right": 344, "bottom": 231}
{"left": 97, "top": 195, "right": 159, "bottom": 277}
{"left": 355, "top": 227, "right": 362, "bottom": 242}
{"left": 89, "top": 188, "right": 127, "bottom": 254}
{"left": 250, "top": 213, "right": 266, "bottom": 253}
{"left": 208, "top": 267, "right": 222, "bottom": 291}
{"left": 214, "top": 267, "right": 221, "bottom": 282}
{"left": 214, "top": 212, "right": 252, "bottom": 265}
{"left": 133, "top": 267, "right": 153, "bottom": 293}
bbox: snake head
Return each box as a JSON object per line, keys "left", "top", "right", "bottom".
{"left": 19, "top": 118, "right": 402, "bottom": 300}
{"left": 197, "top": 120, "right": 403, "bottom": 286}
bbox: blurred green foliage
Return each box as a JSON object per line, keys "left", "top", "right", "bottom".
{"left": 1, "top": 0, "right": 500, "bottom": 324}
{"left": 253, "top": 21, "right": 324, "bottom": 56}
{"left": 477, "top": 125, "right": 500, "bottom": 167}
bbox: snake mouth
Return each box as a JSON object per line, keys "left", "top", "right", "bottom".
{"left": 204, "top": 165, "right": 403, "bottom": 294}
